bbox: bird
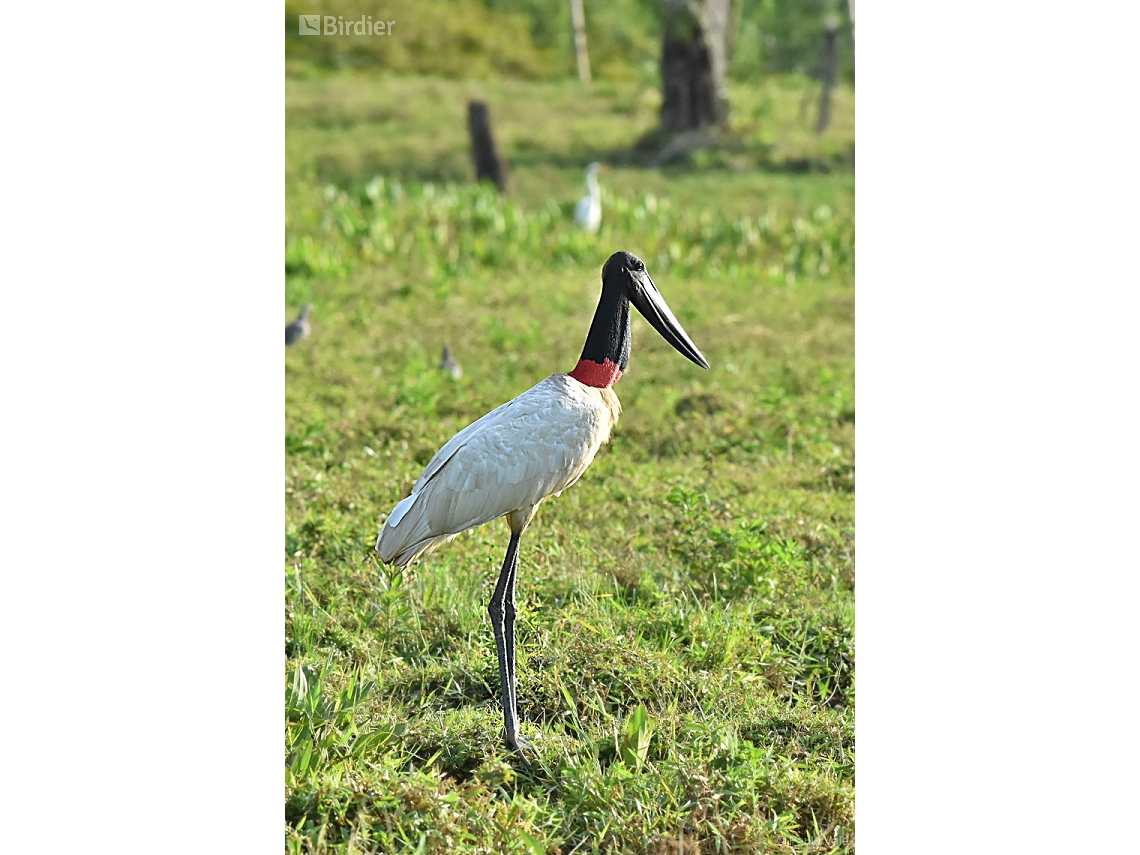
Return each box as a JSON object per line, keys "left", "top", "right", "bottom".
{"left": 285, "top": 304, "right": 312, "bottom": 345}
{"left": 574, "top": 163, "right": 603, "bottom": 233}
{"left": 376, "top": 251, "right": 708, "bottom": 756}
{"left": 440, "top": 345, "right": 463, "bottom": 379}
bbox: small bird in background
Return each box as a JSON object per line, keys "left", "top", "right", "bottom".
{"left": 285, "top": 304, "right": 312, "bottom": 346}
{"left": 440, "top": 345, "right": 463, "bottom": 379}
{"left": 574, "top": 162, "right": 603, "bottom": 233}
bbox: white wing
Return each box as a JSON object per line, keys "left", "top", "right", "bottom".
{"left": 377, "top": 375, "right": 617, "bottom": 566}
{"left": 411, "top": 396, "right": 517, "bottom": 494}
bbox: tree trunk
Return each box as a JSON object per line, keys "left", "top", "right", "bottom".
{"left": 569, "top": 0, "right": 591, "bottom": 84}
{"left": 467, "top": 101, "right": 507, "bottom": 192}
{"left": 815, "top": 16, "right": 839, "bottom": 134}
{"left": 659, "top": 0, "right": 731, "bottom": 133}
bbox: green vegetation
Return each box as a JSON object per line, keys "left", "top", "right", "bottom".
{"left": 285, "top": 0, "right": 854, "bottom": 84}
{"left": 286, "top": 74, "right": 853, "bottom": 192}
{"left": 286, "top": 69, "right": 853, "bottom": 853}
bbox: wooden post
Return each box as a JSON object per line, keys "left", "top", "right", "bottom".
{"left": 815, "top": 15, "right": 839, "bottom": 134}
{"left": 569, "top": 0, "right": 591, "bottom": 84}
{"left": 467, "top": 101, "right": 507, "bottom": 192}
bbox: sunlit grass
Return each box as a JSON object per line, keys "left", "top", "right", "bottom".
{"left": 286, "top": 69, "right": 853, "bottom": 854}
{"left": 286, "top": 71, "right": 854, "bottom": 215}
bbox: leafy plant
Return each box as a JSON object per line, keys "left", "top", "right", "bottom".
{"left": 285, "top": 660, "right": 392, "bottom": 777}
{"left": 618, "top": 704, "right": 654, "bottom": 771}
{"left": 288, "top": 176, "right": 853, "bottom": 289}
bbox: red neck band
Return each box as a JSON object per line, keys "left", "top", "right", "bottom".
{"left": 569, "top": 358, "right": 623, "bottom": 388}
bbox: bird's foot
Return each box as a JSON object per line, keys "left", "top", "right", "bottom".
{"left": 504, "top": 729, "right": 536, "bottom": 763}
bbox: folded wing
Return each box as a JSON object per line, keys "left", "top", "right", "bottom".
{"left": 377, "top": 375, "right": 616, "bottom": 566}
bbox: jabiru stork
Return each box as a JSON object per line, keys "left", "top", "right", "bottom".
{"left": 574, "top": 163, "right": 603, "bottom": 233}
{"left": 376, "top": 251, "right": 708, "bottom": 755}
{"left": 285, "top": 304, "right": 312, "bottom": 345}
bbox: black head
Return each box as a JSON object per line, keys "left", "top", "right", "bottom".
{"left": 600, "top": 251, "right": 710, "bottom": 370}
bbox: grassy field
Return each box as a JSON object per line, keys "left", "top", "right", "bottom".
{"left": 285, "top": 69, "right": 854, "bottom": 853}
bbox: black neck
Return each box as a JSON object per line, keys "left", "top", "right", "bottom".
{"left": 578, "top": 288, "right": 630, "bottom": 370}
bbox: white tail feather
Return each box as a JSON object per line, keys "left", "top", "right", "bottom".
{"left": 376, "top": 490, "right": 441, "bottom": 565}
{"left": 386, "top": 493, "right": 417, "bottom": 528}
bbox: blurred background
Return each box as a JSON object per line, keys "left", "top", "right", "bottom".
{"left": 285, "top": 0, "right": 853, "bottom": 216}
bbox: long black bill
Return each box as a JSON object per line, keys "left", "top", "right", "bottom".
{"left": 630, "top": 274, "right": 710, "bottom": 370}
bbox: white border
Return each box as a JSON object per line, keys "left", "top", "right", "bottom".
{"left": 859, "top": 2, "right": 1140, "bottom": 850}
{"left": 1, "top": 2, "right": 281, "bottom": 850}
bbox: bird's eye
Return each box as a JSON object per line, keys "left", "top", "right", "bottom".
{"left": 631, "top": 259, "right": 645, "bottom": 272}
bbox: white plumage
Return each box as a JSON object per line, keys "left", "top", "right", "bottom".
{"left": 377, "top": 373, "right": 621, "bottom": 566}
{"left": 574, "top": 163, "right": 602, "bottom": 233}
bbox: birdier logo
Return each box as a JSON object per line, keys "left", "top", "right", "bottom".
{"left": 298, "top": 15, "right": 396, "bottom": 36}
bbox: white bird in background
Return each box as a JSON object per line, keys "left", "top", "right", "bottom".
{"left": 285, "top": 304, "right": 312, "bottom": 346}
{"left": 376, "top": 251, "right": 709, "bottom": 755}
{"left": 440, "top": 345, "right": 463, "bottom": 379}
{"left": 574, "top": 162, "right": 603, "bottom": 233}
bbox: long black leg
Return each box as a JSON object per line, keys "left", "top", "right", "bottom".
{"left": 503, "top": 538, "right": 520, "bottom": 726}
{"left": 488, "top": 532, "right": 528, "bottom": 754}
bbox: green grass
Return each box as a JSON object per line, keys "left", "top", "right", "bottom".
{"left": 286, "top": 72, "right": 854, "bottom": 212}
{"left": 286, "top": 69, "right": 853, "bottom": 854}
